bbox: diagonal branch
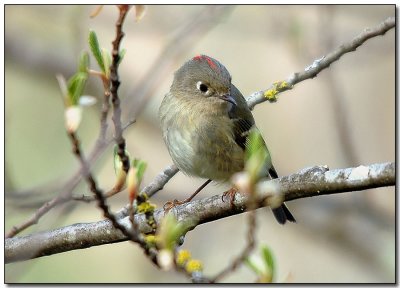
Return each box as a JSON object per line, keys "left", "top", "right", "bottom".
{"left": 246, "top": 16, "right": 395, "bottom": 109}
{"left": 5, "top": 15, "right": 394, "bottom": 254}
{"left": 5, "top": 162, "right": 394, "bottom": 263}
{"left": 5, "top": 119, "right": 136, "bottom": 238}
{"left": 5, "top": 5, "right": 230, "bottom": 238}
{"left": 136, "top": 15, "right": 396, "bottom": 201}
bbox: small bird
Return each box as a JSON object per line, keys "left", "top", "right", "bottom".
{"left": 159, "top": 55, "right": 295, "bottom": 224}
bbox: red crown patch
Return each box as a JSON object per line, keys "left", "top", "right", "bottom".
{"left": 192, "top": 55, "right": 219, "bottom": 72}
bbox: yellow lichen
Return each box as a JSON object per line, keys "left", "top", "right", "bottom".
{"left": 186, "top": 259, "right": 203, "bottom": 273}
{"left": 139, "top": 192, "right": 149, "bottom": 202}
{"left": 137, "top": 201, "right": 156, "bottom": 213}
{"left": 264, "top": 80, "right": 293, "bottom": 102}
{"left": 264, "top": 89, "right": 277, "bottom": 101}
{"left": 277, "top": 81, "right": 288, "bottom": 89}
{"left": 176, "top": 249, "right": 192, "bottom": 267}
{"left": 145, "top": 235, "right": 157, "bottom": 247}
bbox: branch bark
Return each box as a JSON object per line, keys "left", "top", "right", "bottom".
{"left": 246, "top": 16, "right": 395, "bottom": 109}
{"left": 6, "top": 14, "right": 394, "bottom": 239}
{"left": 5, "top": 162, "right": 394, "bottom": 264}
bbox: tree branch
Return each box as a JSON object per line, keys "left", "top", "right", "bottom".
{"left": 110, "top": 5, "right": 131, "bottom": 174}
{"left": 5, "top": 5, "right": 229, "bottom": 238}
{"left": 5, "top": 162, "right": 394, "bottom": 263}
{"left": 246, "top": 16, "right": 395, "bottom": 109}
{"left": 7, "top": 13, "right": 393, "bottom": 240}
{"left": 133, "top": 15, "right": 395, "bottom": 201}
{"left": 141, "top": 164, "right": 179, "bottom": 198}
{"left": 5, "top": 118, "right": 136, "bottom": 238}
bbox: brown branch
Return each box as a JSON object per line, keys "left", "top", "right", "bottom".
{"left": 5, "top": 162, "right": 394, "bottom": 264}
{"left": 72, "top": 164, "right": 179, "bottom": 203}
{"left": 8, "top": 6, "right": 230, "bottom": 202}
{"left": 5, "top": 118, "right": 136, "bottom": 238}
{"left": 246, "top": 16, "right": 395, "bottom": 109}
{"left": 5, "top": 5, "right": 136, "bottom": 237}
{"left": 69, "top": 6, "right": 160, "bottom": 266}
{"left": 98, "top": 78, "right": 111, "bottom": 144}
{"left": 68, "top": 127, "right": 159, "bottom": 265}
{"left": 7, "top": 5, "right": 229, "bottom": 233}
{"left": 211, "top": 207, "right": 257, "bottom": 283}
{"left": 6, "top": 15, "right": 394, "bottom": 240}
{"left": 6, "top": 4, "right": 231, "bottom": 205}
{"left": 211, "top": 176, "right": 260, "bottom": 282}
{"left": 110, "top": 5, "right": 130, "bottom": 174}
{"left": 5, "top": 196, "right": 68, "bottom": 238}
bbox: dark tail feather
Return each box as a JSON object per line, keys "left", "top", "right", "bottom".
{"left": 272, "top": 203, "right": 296, "bottom": 225}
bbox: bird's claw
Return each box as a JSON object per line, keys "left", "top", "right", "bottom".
{"left": 222, "top": 187, "right": 238, "bottom": 206}
{"left": 163, "top": 199, "right": 187, "bottom": 212}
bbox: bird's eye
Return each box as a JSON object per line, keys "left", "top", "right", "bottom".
{"left": 196, "top": 81, "right": 209, "bottom": 93}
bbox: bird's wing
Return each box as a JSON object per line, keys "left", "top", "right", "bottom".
{"left": 228, "top": 84, "right": 256, "bottom": 150}
{"left": 229, "top": 84, "right": 273, "bottom": 176}
{"left": 230, "top": 117, "right": 254, "bottom": 150}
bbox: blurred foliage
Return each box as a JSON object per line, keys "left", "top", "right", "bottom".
{"left": 5, "top": 5, "right": 395, "bottom": 283}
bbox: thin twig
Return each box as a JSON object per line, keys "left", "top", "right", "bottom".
{"left": 98, "top": 80, "right": 111, "bottom": 144}
{"left": 73, "top": 164, "right": 179, "bottom": 203}
{"left": 5, "top": 196, "right": 68, "bottom": 238}
{"left": 68, "top": 128, "right": 158, "bottom": 264}
{"left": 246, "top": 16, "right": 395, "bottom": 109}
{"left": 6, "top": 15, "right": 394, "bottom": 241}
{"left": 87, "top": 5, "right": 162, "bottom": 267}
{"left": 211, "top": 174, "right": 260, "bottom": 282}
{"left": 211, "top": 207, "right": 257, "bottom": 283}
{"left": 318, "top": 7, "right": 359, "bottom": 166}
{"left": 5, "top": 118, "right": 136, "bottom": 238}
{"left": 141, "top": 164, "right": 179, "bottom": 198}
{"left": 110, "top": 5, "right": 130, "bottom": 174}
{"left": 5, "top": 162, "right": 394, "bottom": 263}
{"left": 72, "top": 186, "right": 122, "bottom": 202}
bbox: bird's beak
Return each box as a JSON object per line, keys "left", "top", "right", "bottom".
{"left": 219, "top": 93, "right": 237, "bottom": 106}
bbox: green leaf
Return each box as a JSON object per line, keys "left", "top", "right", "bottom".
{"left": 158, "top": 213, "right": 196, "bottom": 251}
{"left": 159, "top": 213, "right": 179, "bottom": 250}
{"left": 113, "top": 145, "right": 131, "bottom": 175}
{"left": 101, "top": 48, "right": 111, "bottom": 78}
{"left": 245, "top": 130, "right": 267, "bottom": 183}
{"left": 67, "top": 72, "right": 88, "bottom": 106}
{"left": 113, "top": 145, "right": 122, "bottom": 175}
{"left": 244, "top": 257, "right": 263, "bottom": 275}
{"left": 132, "top": 158, "right": 147, "bottom": 185}
{"left": 118, "top": 48, "right": 126, "bottom": 65}
{"left": 245, "top": 129, "right": 264, "bottom": 160}
{"left": 88, "top": 30, "right": 105, "bottom": 73}
{"left": 56, "top": 74, "right": 68, "bottom": 100}
{"left": 261, "top": 245, "right": 275, "bottom": 281}
{"left": 78, "top": 51, "right": 90, "bottom": 73}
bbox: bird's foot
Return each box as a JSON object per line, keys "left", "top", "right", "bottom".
{"left": 163, "top": 179, "right": 212, "bottom": 213}
{"left": 163, "top": 198, "right": 190, "bottom": 212}
{"left": 222, "top": 187, "right": 239, "bottom": 206}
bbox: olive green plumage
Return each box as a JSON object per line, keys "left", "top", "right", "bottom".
{"left": 159, "top": 55, "right": 295, "bottom": 224}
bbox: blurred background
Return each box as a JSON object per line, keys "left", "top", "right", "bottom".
{"left": 5, "top": 5, "right": 395, "bottom": 283}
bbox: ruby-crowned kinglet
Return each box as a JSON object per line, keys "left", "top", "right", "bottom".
{"left": 159, "top": 55, "right": 295, "bottom": 224}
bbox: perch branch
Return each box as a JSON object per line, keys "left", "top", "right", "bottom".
{"left": 5, "top": 162, "right": 394, "bottom": 263}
